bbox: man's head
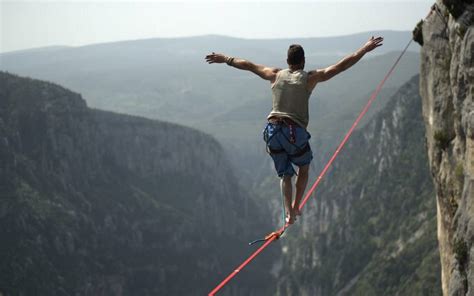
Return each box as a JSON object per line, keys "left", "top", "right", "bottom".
{"left": 287, "top": 44, "right": 305, "bottom": 69}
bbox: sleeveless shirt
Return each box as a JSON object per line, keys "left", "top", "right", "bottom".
{"left": 267, "top": 69, "right": 312, "bottom": 128}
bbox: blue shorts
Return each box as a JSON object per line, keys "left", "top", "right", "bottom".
{"left": 263, "top": 122, "right": 313, "bottom": 177}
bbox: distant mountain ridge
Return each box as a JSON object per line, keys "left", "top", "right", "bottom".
{"left": 0, "top": 30, "right": 417, "bottom": 118}
{"left": 0, "top": 31, "right": 421, "bottom": 187}
{"left": 1, "top": 30, "right": 415, "bottom": 56}
{"left": 0, "top": 45, "right": 70, "bottom": 56}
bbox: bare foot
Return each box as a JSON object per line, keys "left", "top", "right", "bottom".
{"left": 292, "top": 203, "right": 302, "bottom": 217}
{"left": 294, "top": 208, "right": 302, "bottom": 217}
{"left": 285, "top": 214, "right": 296, "bottom": 224}
{"left": 285, "top": 210, "right": 296, "bottom": 224}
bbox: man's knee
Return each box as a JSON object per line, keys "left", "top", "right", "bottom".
{"left": 298, "top": 164, "right": 309, "bottom": 176}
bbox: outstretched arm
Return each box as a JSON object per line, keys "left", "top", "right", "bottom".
{"left": 205, "top": 53, "right": 280, "bottom": 82}
{"left": 307, "top": 36, "right": 383, "bottom": 90}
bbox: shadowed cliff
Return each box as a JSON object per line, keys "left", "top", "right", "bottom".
{"left": 415, "top": 0, "right": 474, "bottom": 294}
{"left": 0, "top": 71, "right": 275, "bottom": 295}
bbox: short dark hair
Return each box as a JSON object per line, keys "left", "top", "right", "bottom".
{"left": 287, "top": 44, "right": 305, "bottom": 65}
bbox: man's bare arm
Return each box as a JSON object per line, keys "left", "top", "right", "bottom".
{"left": 205, "top": 53, "right": 280, "bottom": 82}
{"left": 307, "top": 36, "right": 383, "bottom": 90}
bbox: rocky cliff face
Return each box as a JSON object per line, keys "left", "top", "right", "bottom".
{"left": 0, "top": 72, "right": 274, "bottom": 295}
{"left": 415, "top": 1, "right": 474, "bottom": 294}
{"left": 276, "top": 75, "right": 440, "bottom": 295}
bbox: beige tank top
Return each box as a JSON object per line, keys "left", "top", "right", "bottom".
{"left": 267, "top": 69, "right": 312, "bottom": 128}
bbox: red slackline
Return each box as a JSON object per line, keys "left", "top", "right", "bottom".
{"left": 209, "top": 38, "right": 413, "bottom": 296}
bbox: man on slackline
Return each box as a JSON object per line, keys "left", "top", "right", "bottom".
{"left": 205, "top": 36, "right": 383, "bottom": 224}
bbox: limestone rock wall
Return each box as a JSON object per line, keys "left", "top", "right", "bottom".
{"left": 416, "top": 1, "right": 474, "bottom": 294}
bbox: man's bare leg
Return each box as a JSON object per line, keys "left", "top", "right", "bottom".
{"left": 293, "top": 164, "right": 309, "bottom": 216}
{"left": 280, "top": 175, "right": 295, "bottom": 224}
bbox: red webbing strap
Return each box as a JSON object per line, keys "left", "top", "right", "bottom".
{"left": 209, "top": 232, "right": 277, "bottom": 296}
{"left": 209, "top": 38, "right": 413, "bottom": 296}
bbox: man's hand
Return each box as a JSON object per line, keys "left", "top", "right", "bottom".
{"left": 205, "top": 52, "right": 227, "bottom": 64}
{"left": 362, "top": 36, "right": 384, "bottom": 53}
{"left": 307, "top": 35, "right": 384, "bottom": 89}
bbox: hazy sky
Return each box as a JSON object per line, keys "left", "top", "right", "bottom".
{"left": 1, "top": 1, "right": 432, "bottom": 53}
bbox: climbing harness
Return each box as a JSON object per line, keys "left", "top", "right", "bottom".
{"left": 263, "top": 118, "right": 310, "bottom": 157}
{"left": 289, "top": 123, "right": 296, "bottom": 144}
{"left": 209, "top": 38, "right": 414, "bottom": 296}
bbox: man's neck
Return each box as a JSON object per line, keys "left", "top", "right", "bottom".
{"left": 289, "top": 65, "right": 304, "bottom": 72}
